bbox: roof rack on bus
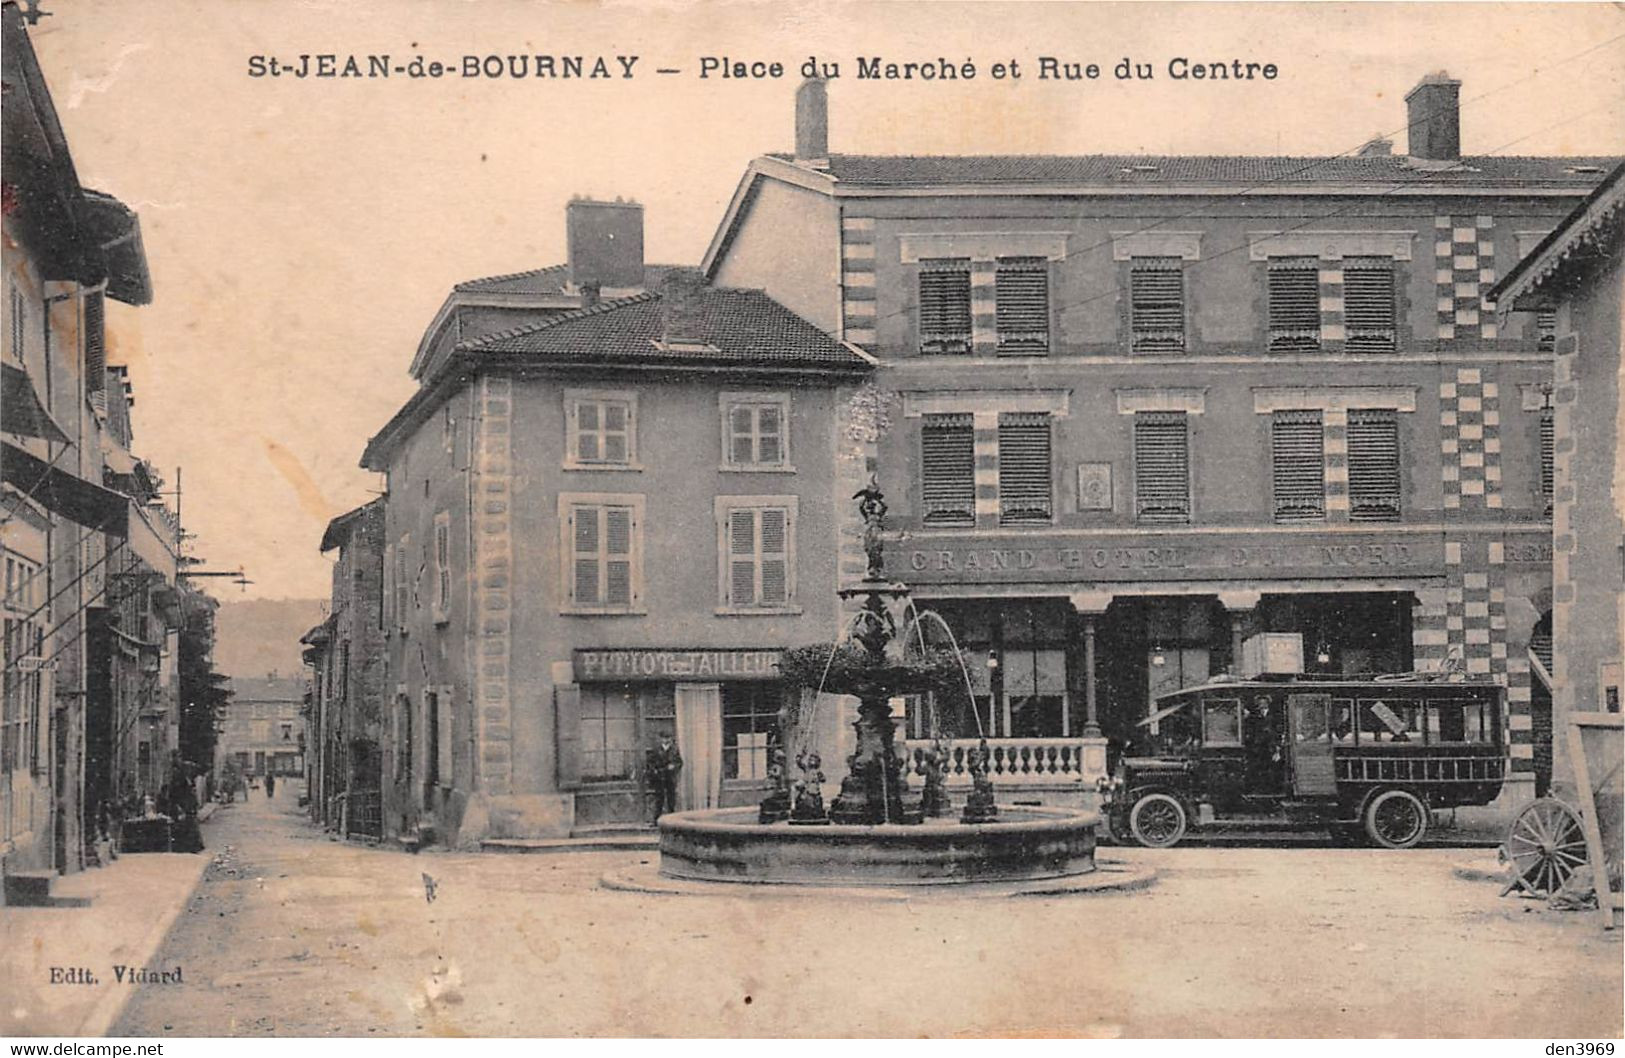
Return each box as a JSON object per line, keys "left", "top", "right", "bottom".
{"left": 1209, "top": 670, "right": 1476, "bottom": 684}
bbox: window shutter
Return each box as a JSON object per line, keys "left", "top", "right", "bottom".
{"left": 919, "top": 259, "right": 971, "bottom": 354}
{"left": 729, "top": 508, "right": 756, "bottom": 606}
{"left": 921, "top": 413, "right": 975, "bottom": 525}
{"left": 1342, "top": 258, "right": 1397, "bottom": 353}
{"left": 1268, "top": 258, "right": 1321, "bottom": 352}
{"left": 83, "top": 291, "right": 106, "bottom": 392}
{"left": 604, "top": 507, "right": 633, "bottom": 606}
{"left": 554, "top": 683, "right": 583, "bottom": 789}
{"left": 1272, "top": 410, "right": 1325, "bottom": 521}
{"left": 1539, "top": 409, "right": 1554, "bottom": 510}
{"left": 1535, "top": 310, "right": 1557, "bottom": 353}
{"left": 1134, "top": 412, "right": 1190, "bottom": 522}
{"left": 1130, "top": 258, "right": 1185, "bottom": 354}
{"left": 1347, "top": 410, "right": 1401, "bottom": 520}
{"left": 995, "top": 258, "right": 1049, "bottom": 355}
{"left": 572, "top": 506, "right": 600, "bottom": 605}
{"left": 759, "top": 508, "right": 789, "bottom": 605}
{"left": 998, "top": 412, "right": 1052, "bottom": 525}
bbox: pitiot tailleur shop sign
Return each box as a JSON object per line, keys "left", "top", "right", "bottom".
{"left": 902, "top": 531, "right": 1454, "bottom": 583}
{"left": 574, "top": 649, "right": 782, "bottom": 681}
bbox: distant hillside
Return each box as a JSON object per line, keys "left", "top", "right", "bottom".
{"left": 212, "top": 598, "right": 326, "bottom": 682}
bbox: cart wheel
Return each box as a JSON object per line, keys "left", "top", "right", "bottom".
{"left": 1129, "top": 792, "right": 1188, "bottom": 849}
{"left": 1364, "top": 789, "right": 1429, "bottom": 849}
{"left": 1504, "top": 798, "right": 1589, "bottom": 897}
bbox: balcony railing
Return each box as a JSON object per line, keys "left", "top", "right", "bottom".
{"left": 899, "top": 737, "right": 1090, "bottom": 786}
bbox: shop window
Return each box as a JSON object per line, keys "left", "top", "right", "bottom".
{"left": 998, "top": 412, "right": 1052, "bottom": 525}
{"left": 1347, "top": 409, "right": 1401, "bottom": 521}
{"left": 1539, "top": 408, "right": 1554, "bottom": 515}
{"left": 1203, "top": 698, "right": 1242, "bottom": 747}
{"left": 561, "top": 494, "right": 644, "bottom": 613}
{"left": 1425, "top": 699, "right": 1490, "bottom": 744}
{"left": 1271, "top": 410, "right": 1325, "bottom": 522}
{"left": 1267, "top": 257, "right": 1321, "bottom": 352}
{"left": 995, "top": 257, "right": 1049, "bottom": 355}
{"left": 1358, "top": 698, "right": 1419, "bottom": 743}
{"left": 1341, "top": 257, "right": 1397, "bottom": 353}
{"left": 565, "top": 390, "right": 637, "bottom": 468}
{"left": 579, "top": 685, "right": 639, "bottom": 782}
{"left": 919, "top": 259, "right": 972, "bottom": 355}
{"left": 1002, "top": 648, "right": 1067, "bottom": 737}
{"left": 721, "top": 392, "right": 791, "bottom": 470}
{"left": 716, "top": 497, "right": 796, "bottom": 612}
{"left": 1130, "top": 257, "right": 1185, "bottom": 354}
{"left": 1134, "top": 411, "right": 1190, "bottom": 523}
{"left": 921, "top": 413, "right": 975, "bottom": 526}
{"left": 722, "top": 684, "right": 782, "bottom": 781}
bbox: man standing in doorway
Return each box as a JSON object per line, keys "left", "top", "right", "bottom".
{"left": 646, "top": 732, "right": 682, "bottom": 823}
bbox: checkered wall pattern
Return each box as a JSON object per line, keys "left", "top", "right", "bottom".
{"left": 1439, "top": 368, "right": 1504, "bottom": 511}
{"left": 841, "top": 215, "right": 877, "bottom": 347}
{"left": 1434, "top": 214, "right": 1498, "bottom": 342}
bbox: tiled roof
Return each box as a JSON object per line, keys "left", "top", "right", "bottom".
{"left": 454, "top": 263, "right": 684, "bottom": 295}
{"left": 768, "top": 153, "right": 1621, "bottom": 189}
{"left": 463, "top": 287, "right": 869, "bottom": 369}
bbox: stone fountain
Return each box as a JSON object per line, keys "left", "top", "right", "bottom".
{"left": 653, "top": 480, "right": 1101, "bottom": 887}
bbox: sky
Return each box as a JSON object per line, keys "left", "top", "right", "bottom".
{"left": 24, "top": 0, "right": 1625, "bottom": 601}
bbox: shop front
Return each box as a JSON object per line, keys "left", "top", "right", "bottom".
{"left": 558, "top": 648, "right": 787, "bottom": 828}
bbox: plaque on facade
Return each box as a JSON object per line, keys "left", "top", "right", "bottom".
{"left": 1076, "top": 463, "right": 1113, "bottom": 511}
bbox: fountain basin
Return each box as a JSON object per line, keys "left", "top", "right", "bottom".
{"left": 658, "top": 806, "right": 1098, "bottom": 886}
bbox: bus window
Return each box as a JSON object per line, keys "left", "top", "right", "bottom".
{"left": 1203, "top": 698, "right": 1242, "bottom": 747}
{"left": 1330, "top": 699, "right": 1355, "bottom": 744}
{"left": 1359, "top": 698, "right": 1419, "bottom": 743}
{"left": 1292, "top": 697, "right": 1328, "bottom": 742}
{"left": 1427, "top": 699, "right": 1490, "bottom": 744}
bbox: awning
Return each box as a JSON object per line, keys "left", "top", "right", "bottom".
{"left": 125, "top": 503, "right": 177, "bottom": 580}
{"left": 1, "top": 440, "right": 128, "bottom": 535}
{"left": 1137, "top": 698, "right": 1196, "bottom": 728}
{"left": 1, "top": 364, "right": 69, "bottom": 444}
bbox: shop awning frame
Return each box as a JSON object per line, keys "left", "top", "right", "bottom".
{"left": 1, "top": 439, "right": 129, "bottom": 535}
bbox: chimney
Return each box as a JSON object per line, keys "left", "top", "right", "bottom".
{"left": 579, "top": 280, "right": 601, "bottom": 309}
{"left": 1356, "top": 135, "right": 1393, "bottom": 158}
{"left": 660, "top": 268, "right": 707, "bottom": 345}
{"left": 1404, "top": 71, "right": 1461, "bottom": 164}
{"left": 566, "top": 197, "right": 645, "bottom": 291}
{"left": 795, "top": 78, "right": 829, "bottom": 169}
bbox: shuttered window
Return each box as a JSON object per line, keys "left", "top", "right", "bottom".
{"left": 1268, "top": 258, "right": 1321, "bottom": 352}
{"left": 921, "top": 413, "right": 975, "bottom": 526}
{"left": 723, "top": 505, "right": 793, "bottom": 609}
{"left": 919, "top": 259, "right": 972, "bottom": 355}
{"left": 83, "top": 290, "right": 106, "bottom": 392}
{"left": 432, "top": 512, "right": 452, "bottom": 621}
{"left": 393, "top": 537, "right": 410, "bottom": 632}
{"left": 995, "top": 257, "right": 1049, "bottom": 355}
{"left": 568, "top": 502, "right": 639, "bottom": 610}
{"left": 1130, "top": 257, "right": 1185, "bottom": 354}
{"left": 1272, "top": 410, "right": 1325, "bottom": 522}
{"left": 1539, "top": 408, "right": 1554, "bottom": 514}
{"left": 1134, "top": 412, "right": 1190, "bottom": 523}
{"left": 1342, "top": 257, "right": 1397, "bottom": 353}
{"left": 1347, "top": 410, "right": 1401, "bottom": 521}
{"left": 998, "top": 412, "right": 1052, "bottom": 525}
{"left": 1535, "top": 310, "right": 1557, "bottom": 353}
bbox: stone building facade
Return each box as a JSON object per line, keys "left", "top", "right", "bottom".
{"left": 699, "top": 74, "right": 1618, "bottom": 821}
{"left": 1491, "top": 161, "right": 1625, "bottom": 794}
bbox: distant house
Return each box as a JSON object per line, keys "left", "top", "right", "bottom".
{"left": 216, "top": 675, "right": 307, "bottom": 780}
{"left": 1490, "top": 161, "right": 1625, "bottom": 793}
{"left": 359, "top": 200, "right": 870, "bottom": 846}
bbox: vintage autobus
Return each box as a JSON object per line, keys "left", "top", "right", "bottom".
{"left": 1100, "top": 673, "right": 1507, "bottom": 849}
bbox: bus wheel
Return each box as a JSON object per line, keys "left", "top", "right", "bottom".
{"left": 1364, "top": 790, "right": 1428, "bottom": 849}
{"left": 1129, "top": 793, "right": 1188, "bottom": 848}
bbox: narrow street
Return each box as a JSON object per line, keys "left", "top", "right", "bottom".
{"left": 112, "top": 785, "right": 1621, "bottom": 1038}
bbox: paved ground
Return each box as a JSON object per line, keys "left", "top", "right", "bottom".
{"left": 100, "top": 787, "right": 1620, "bottom": 1039}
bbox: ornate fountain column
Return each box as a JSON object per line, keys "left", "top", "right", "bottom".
{"left": 827, "top": 480, "right": 916, "bottom": 826}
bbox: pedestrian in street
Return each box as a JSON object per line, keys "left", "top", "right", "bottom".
{"left": 645, "top": 732, "right": 682, "bottom": 823}
{"left": 265, "top": 772, "right": 276, "bottom": 800}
